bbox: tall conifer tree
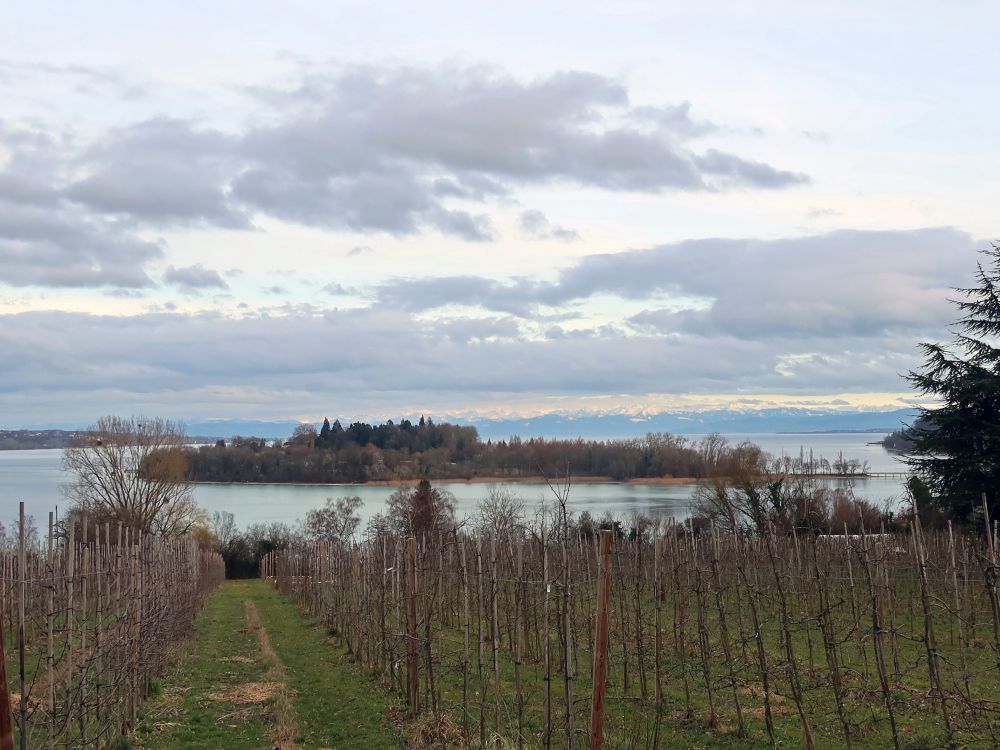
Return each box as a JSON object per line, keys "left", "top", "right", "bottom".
{"left": 907, "top": 243, "right": 1000, "bottom": 521}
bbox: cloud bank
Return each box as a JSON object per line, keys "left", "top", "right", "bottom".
{"left": 0, "top": 64, "right": 806, "bottom": 289}
{"left": 0, "top": 227, "right": 979, "bottom": 422}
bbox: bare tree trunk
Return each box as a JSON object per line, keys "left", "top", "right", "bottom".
{"left": 693, "top": 538, "right": 717, "bottom": 727}
{"left": 653, "top": 536, "right": 664, "bottom": 709}
{"left": 460, "top": 540, "right": 471, "bottom": 741}
{"left": 477, "top": 536, "right": 487, "bottom": 749}
{"left": 671, "top": 529, "right": 692, "bottom": 720}
{"left": 542, "top": 515, "right": 552, "bottom": 750}
{"left": 514, "top": 540, "right": 525, "bottom": 750}
{"left": 743, "top": 545, "right": 776, "bottom": 749}
{"left": 589, "top": 531, "right": 614, "bottom": 750}
{"left": 406, "top": 537, "right": 419, "bottom": 716}
{"left": 561, "top": 502, "right": 574, "bottom": 749}
{"left": 46, "top": 513, "right": 54, "bottom": 750}
{"left": 811, "top": 537, "right": 852, "bottom": 749}
{"left": 947, "top": 522, "right": 971, "bottom": 701}
{"left": 763, "top": 526, "right": 814, "bottom": 750}
{"left": 981, "top": 494, "right": 1000, "bottom": 678}
{"left": 710, "top": 527, "right": 745, "bottom": 738}
{"left": 857, "top": 529, "right": 901, "bottom": 750}
{"left": 0, "top": 567, "right": 16, "bottom": 750}
{"left": 16, "top": 503, "right": 26, "bottom": 750}
{"left": 491, "top": 537, "right": 502, "bottom": 746}
{"left": 911, "top": 503, "right": 956, "bottom": 748}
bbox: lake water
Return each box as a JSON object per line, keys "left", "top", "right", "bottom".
{"left": 0, "top": 433, "right": 907, "bottom": 530}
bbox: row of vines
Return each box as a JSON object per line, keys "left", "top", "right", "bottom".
{"left": 0, "top": 502, "right": 225, "bottom": 749}
{"left": 266, "top": 500, "right": 1000, "bottom": 749}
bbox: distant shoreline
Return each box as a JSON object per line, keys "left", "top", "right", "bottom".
{"left": 189, "top": 472, "right": 892, "bottom": 489}
{"left": 190, "top": 475, "right": 702, "bottom": 488}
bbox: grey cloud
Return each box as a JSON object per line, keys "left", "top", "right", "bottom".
{"left": 347, "top": 245, "right": 372, "bottom": 256}
{"left": 428, "top": 207, "right": 495, "bottom": 242}
{"left": 630, "top": 102, "right": 716, "bottom": 139}
{"left": 65, "top": 118, "right": 249, "bottom": 229}
{"left": 557, "top": 228, "right": 975, "bottom": 338}
{"left": 693, "top": 149, "right": 808, "bottom": 189}
{"left": 550, "top": 227, "right": 582, "bottom": 242}
{"left": 376, "top": 275, "right": 547, "bottom": 317}
{"left": 0, "top": 171, "right": 61, "bottom": 207}
{"left": 0, "top": 201, "right": 161, "bottom": 288}
{"left": 163, "top": 263, "right": 229, "bottom": 291}
{"left": 230, "top": 168, "right": 427, "bottom": 234}
{"left": 0, "top": 122, "right": 162, "bottom": 288}
{"left": 431, "top": 175, "right": 508, "bottom": 200}
{"left": 104, "top": 289, "right": 147, "bottom": 299}
{"left": 545, "top": 325, "right": 567, "bottom": 340}
{"left": 520, "top": 209, "right": 580, "bottom": 242}
{"left": 0, "top": 308, "right": 924, "bottom": 403}
{"left": 266, "top": 66, "right": 771, "bottom": 191}
{"left": 374, "top": 228, "right": 979, "bottom": 340}
{"left": 6, "top": 64, "right": 807, "bottom": 261}
{"left": 434, "top": 316, "right": 522, "bottom": 344}
{"left": 0, "top": 62, "right": 812, "bottom": 291}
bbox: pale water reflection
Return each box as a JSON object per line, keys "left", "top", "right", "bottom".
{"left": 0, "top": 434, "right": 907, "bottom": 530}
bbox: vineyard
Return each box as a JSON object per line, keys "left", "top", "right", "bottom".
{"left": 1, "top": 503, "right": 225, "bottom": 749}
{"left": 266, "top": 502, "right": 1000, "bottom": 749}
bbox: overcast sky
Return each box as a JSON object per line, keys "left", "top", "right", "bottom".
{"left": 1, "top": 1, "right": 996, "bottom": 426}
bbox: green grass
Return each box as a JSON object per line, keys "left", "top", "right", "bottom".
{"left": 132, "top": 580, "right": 401, "bottom": 750}
{"left": 132, "top": 581, "right": 273, "bottom": 750}
{"left": 249, "top": 582, "right": 401, "bottom": 749}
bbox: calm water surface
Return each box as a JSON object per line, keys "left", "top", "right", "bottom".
{"left": 0, "top": 433, "right": 907, "bottom": 529}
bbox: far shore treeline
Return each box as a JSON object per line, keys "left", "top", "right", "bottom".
{"left": 183, "top": 417, "right": 869, "bottom": 484}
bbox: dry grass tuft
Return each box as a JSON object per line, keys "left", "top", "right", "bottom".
{"left": 404, "top": 711, "right": 467, "bottom": 749}
{"left": 208, "top": 681, "right": 278, "bottom": 705}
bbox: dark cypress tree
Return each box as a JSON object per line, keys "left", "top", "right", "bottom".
{"left": 319, "top": 417, "right": 331, "bottom": 443}
{"left": 906, "top": 243, "right": 1000, "bottom": 522}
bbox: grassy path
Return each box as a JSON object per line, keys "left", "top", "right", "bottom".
{"left": 133, "top": 580, "right": 400, "bottom": 750}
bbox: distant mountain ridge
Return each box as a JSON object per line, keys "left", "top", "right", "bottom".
{"left": 458, "top": 408, "right": 919, "bottom": 440}
{"left": 184, "top": 408, "right": 919, "bottom": 441}
{"left": 5, "top": 408, "right": 920, "bottom": 447}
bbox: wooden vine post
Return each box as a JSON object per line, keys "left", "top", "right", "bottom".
{"left": 0, "top": 552, "right": 13, "bottom": 750}
{"left": 351, "top": 544, "right": 361, "bottom": 657}
{"left": 589, "top": 530, "right": 614, "bottom": 750}
{"left": 406, "top": 536, "right": 419, "bottom": 716}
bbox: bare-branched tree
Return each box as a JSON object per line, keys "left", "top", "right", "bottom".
{"left": 63, "top": 415, "right": 205, "bottom": 536}
{"left": 476, "top": 484, "right": 526, "bottom": 538}
{"left": 304, "top": 495, "right": 364, "bottom": 542}
{"left": 212, "top": 510, "right": 238, "bottom": 548}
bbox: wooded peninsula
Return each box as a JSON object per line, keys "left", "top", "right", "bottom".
{"left": 184, "top": 416, "right": 869, "bottom": 484}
